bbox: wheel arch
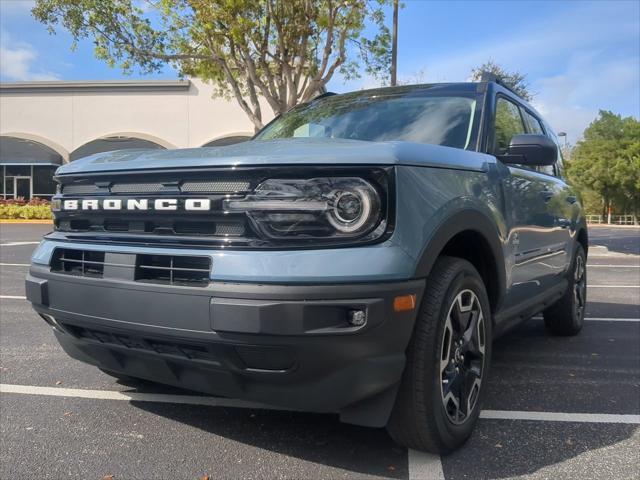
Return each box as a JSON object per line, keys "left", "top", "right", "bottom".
{"left": 414, "top": 210, "right": 506, "bottom": 315}
{"left": 576, "top": 227, "right": 589, "bottom": 255}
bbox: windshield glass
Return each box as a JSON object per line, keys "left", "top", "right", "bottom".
{"left": 256, "top": 92, "right": 478, "bottom": 149}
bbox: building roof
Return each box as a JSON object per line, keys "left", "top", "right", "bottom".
{"left": 0, "top": 79, "right": 191, "bottom": 94}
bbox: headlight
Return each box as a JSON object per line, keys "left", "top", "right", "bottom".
{"left": 224, "top": 176, "right": 385, "bottom": 241}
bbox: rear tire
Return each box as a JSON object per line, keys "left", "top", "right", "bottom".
{"left": 543, "top": 244, "right": 587, "bottom": 336}
{"left": 387, "top": 256, "right": 492, "bottom": 454}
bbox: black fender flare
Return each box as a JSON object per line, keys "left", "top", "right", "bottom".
{"left": 414, "top": 209, "right": 507, "bottom": 312}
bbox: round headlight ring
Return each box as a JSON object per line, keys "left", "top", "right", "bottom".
{"left": 327, "top": 185, "right": 376, "bottom": 233}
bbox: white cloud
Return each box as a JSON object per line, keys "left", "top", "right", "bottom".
{"left": 402, "top": 2, "right": 638, "bottom": 144}
{"left": 0, "top": 32, "right": 60, "bottom": 81}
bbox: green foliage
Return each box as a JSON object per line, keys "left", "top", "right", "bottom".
{"left": 567, "top": 111, "right": 640, "bottom": 218}
{"left": 470, "top": 60, "right": 532, "bottom": 101}
{"left": 32, "top": 0, "right": 392, "bottom": 130}
{"left": 0, "top": 199, "right": 53, "bottom": 219}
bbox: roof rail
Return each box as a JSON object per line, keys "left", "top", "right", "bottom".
{"left": 479, "top": 72, "right": 522, "bottom": 99}
{"left": 313, "top": 91, "right": 338, "bottom": 101}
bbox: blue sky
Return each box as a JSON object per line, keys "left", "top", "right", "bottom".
{"left": 1, "top": 0, "right": 638, "bottom": 143}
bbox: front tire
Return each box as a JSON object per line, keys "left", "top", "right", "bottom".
{"left": 387, "top": 256, "right": 492, "bottom": 454}
{"left": 543, "top": 244, "right": 587, "bottom": 336}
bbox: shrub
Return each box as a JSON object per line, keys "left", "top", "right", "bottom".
{"left": 0, "top": 198, "right": 53, "bottom": 219}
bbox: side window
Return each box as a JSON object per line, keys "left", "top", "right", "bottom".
{"left": 523, "top": 110, "right": 555, "bottom": 175}
{"left": 546, "top": 128, "right": 565, "bottom": 178}
{"left": 523, "top": 110, "right": 544, "bottom": 135}
{"left": 493, "top": 97, "right": 526, "bottom": 154}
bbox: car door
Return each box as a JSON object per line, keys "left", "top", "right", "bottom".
{"left": 521, "top": 109, "right": 573, "bottom": 276}
{"left": 492, "top": 96, "right": 564, "bottom": 308}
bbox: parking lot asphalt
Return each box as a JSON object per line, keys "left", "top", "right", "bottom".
{"left": 1, "top": 224, "right": 639, "bottom": 480}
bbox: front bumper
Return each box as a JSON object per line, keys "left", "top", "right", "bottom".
{"left": 27, "top": 265, "right": 424, "bottom": 427}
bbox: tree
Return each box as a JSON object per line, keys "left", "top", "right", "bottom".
{"left": 32, "top": 0, "right": 392, "bottom": 131}
{"left": 470, "top": 60, "right": 532, "bottom": 101}
{"left": 567, "top": 111, "right": 640, "bottom": 223}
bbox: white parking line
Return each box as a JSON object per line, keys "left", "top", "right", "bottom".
{"left": 0, "top": 295, "right": 26, "bottom": 300}
{"left": 4, "top": 383, "right": 639, "bottom": 480}
{"left": 0, "top": 241, "right": 40, "bottom": 246}
{"left": 3, "top": 383, "right": 639, "bottom": 425}
{"left": 533, "top": 316, "right": 639, "bottom": 323}
{"left": 588, "top": 264, "right": 640, "bottom": 268}
{"left": 0, "top": 263, "right": 30, "bottom": 267}
{"left": 408, "top": 449, "right": 444, "bottom": 480}
{"left": 481, "top": 410, "right": 640, "bottom": 424}
{"left": 0, "top": 383, "right": 277, "bottom": 410}
{"left": 588, "top": 285, "right": 639, "bottom": 288}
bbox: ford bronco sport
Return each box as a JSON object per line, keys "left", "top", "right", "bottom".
{"left": 27, "top": 81, "right": 588, "bottom": 453}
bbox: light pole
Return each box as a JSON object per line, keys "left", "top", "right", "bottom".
{"left": 390, "top": 0, "right": 398, "bottom": 86}
{"left": 557, "top": 132, "right": 568, "bottom": 149}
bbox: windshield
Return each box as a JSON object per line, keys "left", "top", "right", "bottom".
{"left": 256, "top": 92, "right": 478, "bottom": 149}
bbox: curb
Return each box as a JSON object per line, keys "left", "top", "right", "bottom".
{"left": 0, "top": 220, "right": 53, "bottom": 224}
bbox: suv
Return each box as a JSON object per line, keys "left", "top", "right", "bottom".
{"left": 26, "top": 81, "right": 587, "bottom": 453}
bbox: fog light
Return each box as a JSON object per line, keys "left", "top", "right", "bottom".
{"left": 348, "top": 309, "right": 367, "bottom": 327}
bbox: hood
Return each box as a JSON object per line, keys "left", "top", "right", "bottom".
{"left": 56, "top": 138, "right": 493, "bottom": 175}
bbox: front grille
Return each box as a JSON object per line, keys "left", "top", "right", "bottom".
{"left": 135, "top": 254, "right": 211, "bottom": 286}
{"left": 59, "top": 324, "right": 295, "bottom": 371}
{"left": 55, "top": 170, "right": 256, "bottom": 245}
{"left": 57, "top": 217, "right": 246, "bottom": 237}
{"left": 61, "top": 179, "right": 252, "bottom": 195}
{"left": 110, "top": 183, "right": 164, "bottom": 193}
{"left": 51, "top": 248, "right": 211, "bottom": 287}
{"left": 61, "top": 324, "right": 219, "bottom": 364}
{"left": 51, "top": 249, "right": 105, "bottom": 278}
{"left": 51, "top": 166, "right": 393, "bottom": 248}
{"left": 181, "top": 180, "right": 251, "bottom": 193}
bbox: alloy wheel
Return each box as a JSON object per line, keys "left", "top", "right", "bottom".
{"left": 439, "top": 289, "right": 486, "bottom": 425}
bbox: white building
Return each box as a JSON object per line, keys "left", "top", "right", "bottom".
{"left": 0, "top": 78, "right": 263, "bottom": 200}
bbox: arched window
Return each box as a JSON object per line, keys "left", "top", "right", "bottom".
{"left": 70, "top": 136, "right": 166, "bottom": 162}
{"left": 202, "top": 135, "right": 251, "bottom": 147}
{"left": 1, "top": 136, "right": 64, "bottom": 200}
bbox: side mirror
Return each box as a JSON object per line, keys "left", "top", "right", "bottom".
{"left": 498, "top": 134, "right": 557, "bottom": 166}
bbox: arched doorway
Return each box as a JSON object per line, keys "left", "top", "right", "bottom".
{"left": 70, "top": 135, "right": 167, "bottom": 162}
{"left": 0, "top": 136, "right": 64, "bottom": 200}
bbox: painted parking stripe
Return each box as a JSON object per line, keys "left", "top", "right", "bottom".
{"left": 480, "top": 410, "right": 640, "bottom": 424}
{"left": 587, "top": 264, "right": 640, "bottom": 268}
{"left": 532, "top": 316, "right": 639, "bottom": 323}
{"left": 588, "top": 285, "right": 639, "bottom": 288}
{"left": 408, "top": 450, "right": 444, "bottom": 480}
{"left": 0, "top": 241, "right": 40, "bottom": 246}
{"left": 0, "top": 263, "right": 30, "bottom": 267}
{"left": 0, "top": 295, "right": 26, "bottom": 300}
{"left": 2, "top": 384, "right": 639, "bottom": 425}
{"left": 0, "top": 384, "right": 280, "bottom": 410}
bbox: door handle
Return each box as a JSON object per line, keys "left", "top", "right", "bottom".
{"left": 566, "top": 196, "right": 577, "bottom": 204}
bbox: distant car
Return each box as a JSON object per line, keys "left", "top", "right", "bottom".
{"left": 27, "top": 81, "right": 587, "bottom": 453}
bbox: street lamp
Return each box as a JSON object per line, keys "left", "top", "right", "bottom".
{"left": 557, "top": 132, "right": 568, "bottom": 148}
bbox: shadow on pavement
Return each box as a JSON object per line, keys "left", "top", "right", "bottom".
{"left": 130, "top": 401, "right": 407, "bottom": 478}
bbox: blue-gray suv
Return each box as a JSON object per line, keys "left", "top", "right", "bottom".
{"left": 27, "top": 81, "right": 588, "bottom": 453}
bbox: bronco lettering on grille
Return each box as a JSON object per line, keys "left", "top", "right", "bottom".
{"left": 62, "top": 198, "right": 213, "bottom": 211}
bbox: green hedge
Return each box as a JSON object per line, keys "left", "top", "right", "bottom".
{"left": 0, "top": 199, "right": 53, "bottom": 220}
